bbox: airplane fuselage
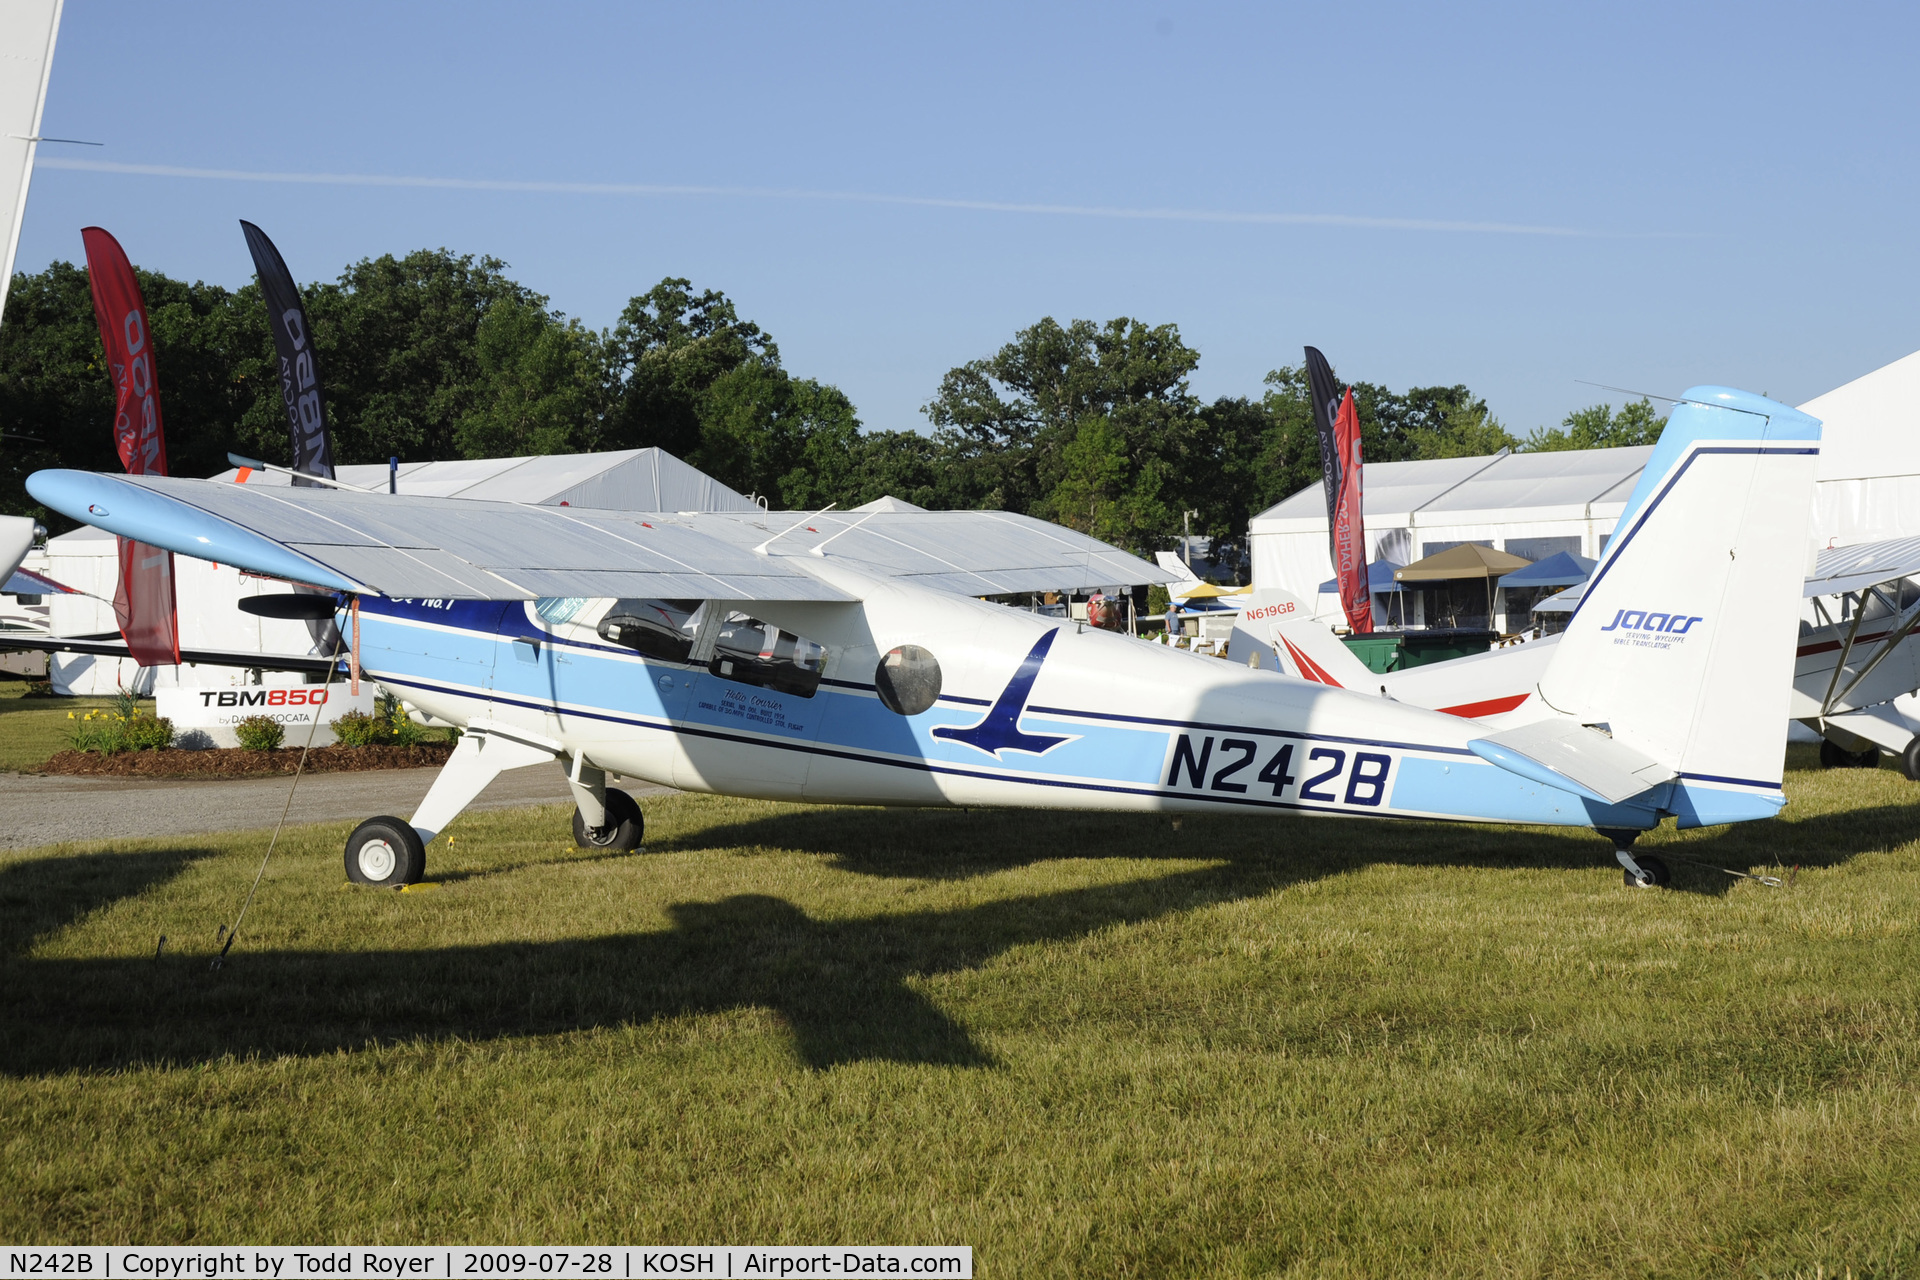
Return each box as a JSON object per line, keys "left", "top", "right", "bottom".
{"left": 351, "top": 564, "right": 1652, "bottom": 832}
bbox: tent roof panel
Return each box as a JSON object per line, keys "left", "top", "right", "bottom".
{"left": 205, "top": 447, "right": 760, "bottom": 512}
{"left": 1417, "top": 446, "right": 1653, "bottom": 512}
{"left": 1253, "top": 454, "right": 1496, "bottom": 526}
{"left": 1250, "top": 444, "right": 1653, "bottom": 534}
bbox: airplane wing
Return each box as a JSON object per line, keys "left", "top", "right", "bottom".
{"left": 688, "top": 509, "right": 1176, "bottom": 595}
{"left": 1805, "top": 535, "right": 1920, "bottom": 597}
{"left": 27, "top": 470, "right": 1173, "bottom": 603}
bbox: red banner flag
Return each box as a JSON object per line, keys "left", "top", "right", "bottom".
{"left": 1331, "top": 388, "right": 1372, "bottom": 634}
{"left": 81, "top": 227, "right": 180, "bottom": 669}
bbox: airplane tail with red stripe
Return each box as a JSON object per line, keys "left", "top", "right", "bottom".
{"left": 1230, "top": 589, "right": 1374, "bottom": 687}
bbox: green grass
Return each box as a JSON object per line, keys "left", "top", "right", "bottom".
{"left": 0, "top": 677, "right": 138, "bottom": 771}
{"left": 5, "top": 746, "right": 1920, "bottom": 1273}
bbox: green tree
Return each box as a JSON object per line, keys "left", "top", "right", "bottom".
{"left": 922, "top": 316, "right": 1207, "bottom": 546}
{"left": 299, "top": 249, "right": 547, "bottom": 463}
{"left": 0, "top": 261, "right": 262, "bottom": 526}
{"left": 453, "top": 295, "right": 607, "bottom": 459}
{"left": 1406, "top": 399, "right": 1519, "bottom": 458}
{"left": 603, "top": 278, "right": 778, "bottom": 464}
{"left": 1524, "top": 399, "right": 1666, "bottom": 451}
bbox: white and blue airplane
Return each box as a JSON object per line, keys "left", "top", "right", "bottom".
{"left": 25, "top": 386, "right": 1819, "bottom": 890}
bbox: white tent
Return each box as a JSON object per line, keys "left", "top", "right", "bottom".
{"left": 211, "top": 446, "right": 761, "bottom": 512}
{"left": 1800, "top": 349, "right": 1920, "bottom": 548}
{"left": 1250, "top": 446, "right": 1650, "bottom": 628}
{"left": 1252, "top": 347, "right": 1920, "bottom": 624}
{"left": 852, "top": 494, "right": 928, "bottom": 513}
{"left": 23, "top": 447, "right": 760, "bottom": 694}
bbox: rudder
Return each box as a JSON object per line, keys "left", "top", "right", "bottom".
{"left": 1535, "top": 387, "right": 1820, "bottom": 825}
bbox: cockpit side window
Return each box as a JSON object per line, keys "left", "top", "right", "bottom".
{"left": 597, "top": 598, "right": 702, "bottom": 663}
{"left": 708, "top": 611, "right": 827, "bottom": 698}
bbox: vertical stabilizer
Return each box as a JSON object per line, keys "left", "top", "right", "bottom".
{"left": 1230, "top": 588, "right": 1377, "bottom": 687}
{"left": 1535, "top": 387, "right": 1820, "bottom": 825}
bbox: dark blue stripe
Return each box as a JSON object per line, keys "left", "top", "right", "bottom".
{"left": 372, "top": 671, "right": 1473, "bottom": 819}
{"left": 1576, "top": 444, "right": 1818, "bottom": 622}
{"left": 1678, "top": 770, "right": 1782, "bottom": 791}
{"left": 1026, "top": 703, "right": 1477, "bottom": 756}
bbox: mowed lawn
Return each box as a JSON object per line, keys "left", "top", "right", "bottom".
{"left": 5, "top": 748, "right": 1920, "bottom": 1274}
{"left": 0, "top": 678, "right": 135, "bottom": 771}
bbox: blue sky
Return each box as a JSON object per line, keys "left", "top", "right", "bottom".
{"left": 16, "top": 1, "right": 1920, "bottom": 436}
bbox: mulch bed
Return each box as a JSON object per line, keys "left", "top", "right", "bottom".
{"left": 40, "top": 743, "right": 456, "bottom": 778}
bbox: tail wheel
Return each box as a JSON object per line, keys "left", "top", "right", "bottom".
{"left": 346, "top": 816, "right": 426, "bottom": 887}
{"left": 573, "top": 787, "right": 644, "bottom": 851}
{"left": 1623, "top": 855, "right": 1671, "bottom": 889}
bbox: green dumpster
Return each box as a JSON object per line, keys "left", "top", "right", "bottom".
{"left": 1340, "top": 628, "right": 1496, "bottom": 673}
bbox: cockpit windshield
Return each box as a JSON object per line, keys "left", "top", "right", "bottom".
{"left": 596, "top": 598, "right": 701, "bottom": 662}
{"left": 578, "top": 598, "right": 827, "bottom": 698}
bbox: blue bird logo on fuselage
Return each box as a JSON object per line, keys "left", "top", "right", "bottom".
{"left": 932, "top": 629, "right": 1074, "bottom": 758}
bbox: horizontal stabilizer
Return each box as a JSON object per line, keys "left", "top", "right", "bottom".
{"left": 1467, "top": 718, "right": 1677, "bottom": 805}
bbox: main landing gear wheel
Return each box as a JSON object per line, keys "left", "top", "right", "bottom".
{"left": 345, "top": 816, "right": 426, "bottom": 887}
{"left": 1899, "top": 736, "right": 1920, "bottom": 782}
{"left": 573, "top": 787, "right": 644, "bottom": 852}
{"left": 1819, "top": 739, "right": 1879, "bottom": 770}
{"left": 1623, "top": 854, "right": 1671, "bottom": 890}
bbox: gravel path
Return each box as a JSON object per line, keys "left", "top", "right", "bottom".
{"left": 0, "top": 766, "right": 673, "bottom": 850}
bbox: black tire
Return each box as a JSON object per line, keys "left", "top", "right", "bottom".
{"left": 1624, "top": 854, "right": 1671, "bottom": 889}
{"left": 1819, "top": 738, "right": 1879, "bottom": 770}
{"left": 345, "top": 816, "right": 426, "bottom": 887}
{"left": 572, "top": 787, "right": 644, "bottom": 851}
{"left": 1900, "top": 737, "right": 1920, "bottom": 782}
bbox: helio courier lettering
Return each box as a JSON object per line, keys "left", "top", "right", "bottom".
{"left": 1599, "top": 609, "right": 1703, "bottom": 634}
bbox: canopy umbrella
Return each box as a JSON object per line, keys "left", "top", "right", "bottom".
{"left": 1393, "top": 543, "right": 1533, "bottom": 582}
{"left": 1395, "top": 543, "right": 1533, "bottom": 632}
{"left": 1497, "top": 549, "right": 1595, "bottom": 589}
{"left": 1175, "top": 581, "right": 1248, "bottom": 599}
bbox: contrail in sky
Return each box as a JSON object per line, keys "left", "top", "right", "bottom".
{"left": 35, "top": 156, "right": 1653, "bottom": 238}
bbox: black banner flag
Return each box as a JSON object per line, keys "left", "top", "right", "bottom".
{"left": 1304, "top": 346, "right": 1346, "bottom": 561}
{"left": 241, "top": 221, "right": 335, "bottom": 486}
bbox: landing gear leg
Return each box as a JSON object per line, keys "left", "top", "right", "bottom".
{"left": 564, "top": 752, "right": 645, "bottom": 851}
{"left": 1600, "top": 826, "right": 1669, "bottom": 889}
{"left": 342, "top": 724, "right": 561, "bottom": 888}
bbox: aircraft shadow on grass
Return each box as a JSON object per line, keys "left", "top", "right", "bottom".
{"left": 0, "top": 852, "right": 1296, "bottom": 1078}
{"left": 0, "top": 845, "right": 207, "bottom": 958}
{"left": 4, "top": 798, "right": 1918, "bottom": 1076}
{"left": 650, "top": 798, "right": 1920, "bottom": 897}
